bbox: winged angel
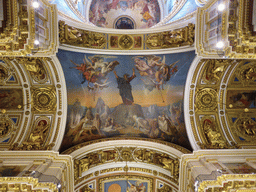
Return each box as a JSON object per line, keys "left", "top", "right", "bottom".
{"left": 70, "top": 55, "right": 119, "bottom": 98}
{"left": 133, "top": 55, "right": 179, "bottom": 101}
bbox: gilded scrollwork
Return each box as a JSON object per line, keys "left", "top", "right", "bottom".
{"left": 59, "top": 21, "right": 106, "bottom": 49}
{"left": 146, "top": 24, "right": 195, "bottom": 49}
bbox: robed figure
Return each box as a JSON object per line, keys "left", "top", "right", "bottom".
{"left": 114, "top": 68, "right": 136, "bottom": 105}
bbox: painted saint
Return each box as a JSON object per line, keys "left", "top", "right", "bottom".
{"left": 114, "top": 68, "right": 136, "bottom": 105}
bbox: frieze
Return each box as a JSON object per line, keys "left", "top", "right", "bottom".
{"left": 59, "top": 21, "right": 195, "bottom": 50}
{"left": 74, "top": 147, "right": 179, "bottom": 182}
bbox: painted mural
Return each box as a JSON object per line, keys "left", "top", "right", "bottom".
{"left": 105, "top": 179, "right": 149, "bottom": 192}
{"left": 0, "top": 89, "right": 23, "bottom": 109}
{"left": 89, "top": 0, "right": 160, "bottom": 29}
{"left": 57, "top": 50, "right": 195, "bottom": 152}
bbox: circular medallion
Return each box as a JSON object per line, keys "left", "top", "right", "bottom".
{"left": 32, "top": 88, "right": 56, "bottom": 112}
{"left": 196, "top": 88, "right": 217, "bottom": 111}
{"left": 118, "top": 35, "right": 134, "bottom": 50}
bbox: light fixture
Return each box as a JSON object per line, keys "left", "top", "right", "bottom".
{"left": 217, "top": 3, "right": 225, "bottom": 11}
{"left": 34, "top": 40, "right": 40, "bottom": 45}
{"left": 216, "top": 41, "right": 224, "bottom": 48}
{"left": 32, "top": 1, "right": 39, "bottom": 8}
{"left": 57, "top": 183, "right": 61, "bottom": 188}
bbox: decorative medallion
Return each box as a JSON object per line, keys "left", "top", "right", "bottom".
{"left": 31, "top": 87, "right": 56, "bottom": 112}
{"left": 0, "top": 116, "right": 13, "bottom": 138}
{"left": 118, "top": 35, "right": 134, "bottom": 50}
{"left": 196, "top": 88, "right": 217, "bottom": 111}
{"left": 234, "top": 117, "right": 256, "bottom": 139}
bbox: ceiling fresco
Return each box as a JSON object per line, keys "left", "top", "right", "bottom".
{"left": 89, "top": 0, "right": 161, "bottom": 28}
{"left": 57, "top": 49, "right": 195, "bottom": 152}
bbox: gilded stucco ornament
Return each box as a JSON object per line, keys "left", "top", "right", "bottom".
{"left": 18, "top": 58, "right": 49, "bottom": 84}
{"left": 31, "top": 87, "right": 57, "bottom": 112}
{"left": 0, "top": 177, "right": 58, "bottom": 192}
{"left": 200, "top": 116, "right": 227, "bottom": 149}
{"left": 196, "top": 88, "right": 218, "bottom": 111}
{"left": 59, "top": 21, "right": 195, "bottom": 50}
{"left": 74, "top": 147, "right": 179, "bottom": 182}
{"left": 0, "top": 64, "right": 9, "bottom": 86}
{"left": 118, "top": 35, "right": 134, "bottom": 50}
{"left": 238, "top": 62, "right": 256, "bottom": 85}
{"left": 234, "top": 117, "right": 256, "bottom": 139}
{"left": 201, "top": 60, "right": 226, "bottom": 84}
{"left": 198, "top": 174, "right": 256, "bottom": 192}
{"left": 0, "top": 116, "right": 13, "bottom": 138}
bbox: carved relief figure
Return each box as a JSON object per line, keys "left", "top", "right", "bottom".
{"left": 203, "top": 118, "right": 226, "bottom": 148}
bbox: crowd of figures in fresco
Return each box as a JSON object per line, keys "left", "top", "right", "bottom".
{"left": 59, "top": 52, "right": 193, "bottom": 152}
{"left": 89, "top": 0, "right": 160, "bottom": 28}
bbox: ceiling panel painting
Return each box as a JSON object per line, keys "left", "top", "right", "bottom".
{"left": 89, "top": 0, "right": 161, "bottom": 28}
{"left": 57, "top": 49, "right": 195, "bottom": 152}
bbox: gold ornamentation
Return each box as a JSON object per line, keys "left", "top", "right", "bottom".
{"left": 31, "top": 87, "right": 57, "bottom": 112}
{"left": 80, "top": 185, "right": 94, "bottom": 192}
{"left": 198, "top": 174, "right": 256, "bottom": 192}
{"left": 200, "top": 116, "right": 227, "bottom": 149}
{"left": 0, "top": 177, "right": 57, "bottom": 192}
{"left": 18, "top": 58, "right": 48, "bottom": 84}
{"left": 74, "top": 147, "right": 179, "bottom": 182}
{"left": 0, "top": 116, "right": 13, "bottom": 138}
{"left": 0, "top": 64, "right": 9, "bottom": 85}
{"left": 118, "top": 35, "right": 134, "bottom": 50}
{"left": 234, "top": 117, "right": 256, "bottom": 138}
{"left": 27, "top": 117, "right": 51, "bottom": 144}
{"left": 196, "top": 88, "right": 217, "bottom": 111}
{"left": 146, "top": 23, "right": 195, "bottom": 49}
{"left": 157, "top": 184, "right": 173, "bottom": 192}
{"left": 239, "top": 62, "right": 256, "bottom": 85}
{"left": 202, "top": 60, "right": 225, "bottom": 84}
{"left": 59, "top": 21, "right": 106, "bottom": 48}
{"left": 59, "top": 21, "right": 195, "bottom": 50}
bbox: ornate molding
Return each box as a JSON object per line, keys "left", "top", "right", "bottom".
{"left": 59, "top": 21, "right": 195, "bottom": 50}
